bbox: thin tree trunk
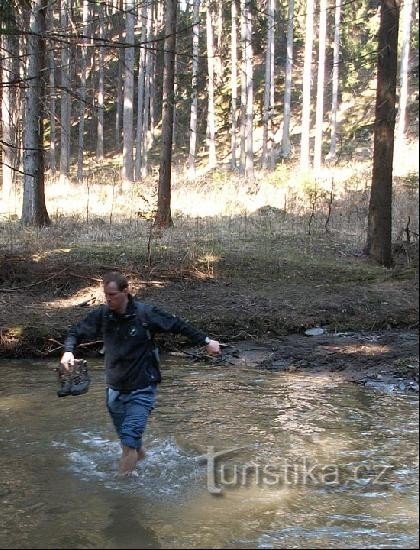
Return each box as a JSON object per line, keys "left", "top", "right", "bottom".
{"left": 300, "top": 0, "right": 315, "bottom": 169}
{"left": 262, "top": 0, "right": 275, "bottom": 169}
{"left": 46, "top": 3, "right": 57, "bottom": 177}
{"left": 395, "top": 0, "right": 413, "bottom": 149}
{"left": 96, "top": 1, "right": 104, "bottom": 161}
{"left": 47, "top": 2, "right": 56, "bottom": 176}
{"left": 60, "top": 0, "right": 71, "bottom": 181}
{"left": 115, "top": 6, "right": 124, "bottom": 150}
{"left": 172, "top": 52, "right": 178, "bottom": 146}
{"left": 13, "top": 28, "right": 23, "bottom": 184}
{"left": 244, "top": 0, "right": 254, "bottom": 181}
{"left": 135, "top": 0, "right": 148, "bottom": 179}
{"left": 313, "top": 0, "right": 327, "bottom": 172}
{"left": 122, "top": 0, "right": 135, "bottom": 183}
{"left": 281, "top": 0, "right": 294, "bottom": 158}
{"left": 141, "top": 1, "right": 153, "bottom": 177}
{"left": 365, "top": 0, "right": 400, "bottom": 267}
{"left": 230, "top": 0, "right": 238, "bottom": 170}
{"left": 239, "top": 0, "right": 247, "bottom": 173}
{"left": 206, "top": 5, "right": 217, "bottom": 168}
{"left": 22, "top": 0, "right": 50, "bottom": 226}
{"left": 77, "top": 0, "right": 89, "bottom": 181}
{"left": 155, "top": 0, "right": 177, "bottom": 228}
{"left": 150, "top": 1, "right": 164, "bottom": 143}
{"left": 214, "top": 1, "right": 223, "bottom": 82}
{"left": 1, "top": 33, "right": 14, "bottom": 205}
{"left": 188, "top": 0, "right": 200, "bottom": 175}
{"left": 149, "top": 48, "right": 157, "bottom": 140}
{"left": 328, "top": 0, "right": 341, "bottom": 161}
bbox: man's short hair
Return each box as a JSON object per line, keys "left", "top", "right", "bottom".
{"left": 102, "top": 271, "right": 129, "bottom": 291}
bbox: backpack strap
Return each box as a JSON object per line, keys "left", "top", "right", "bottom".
{"left": 135, "top": 302, "right": 153, "bottom": 341}
{"left": 135, "top": 302, "right": 160, "bottom": 366}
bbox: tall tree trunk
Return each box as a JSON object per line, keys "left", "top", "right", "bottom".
{"left": 115, "top": 1, "right": 124, "bottom": 150}
{"left": 188, "top": 0, "right": 200, "bottom": 176}
{"left": 365, "top": 0, "right": 400, "bottom": 267}
{"left": 1, "top": 32, "right": 14, "bottom": 205}
{"left": 395, "top": 0, "right": 413, "bottom": 150}
{"left": 206, "top": 5, "right": 217, "bottom": 168}
{"left": 134, "top": 0, "right": 148, "bottom": 179}
{"left": 22, "top": 0, "right": 50, "bottom": 226}
{"left": 213, "top": 1, "right": 223, "bottom": 83}
{"left": 216, "top": 1, "right": 223, "bottom": 53}
{"left": 77, "top": 0, "right": 89, "bottom": 181}
{"left": 300, "top": 0, "right": 315, "bottom": 169}
{"left": 327, "top": 0, "right": 341, "bottom": 161}
{"left": 13, "top": 27, "right": 22, "bottom": 185}
{"left": 1, "top": 12, "right": 21, "bottom": 200}
{"left": 122, "top": 0, "right": 135, "bottom": 183}
{"left": 172, "top": 51, "right": 178, "bottom": 146}
{"left": 262, "top": 0, "right": 275, "bottom": 169}
{"left": 239, "top": 0, "right": 247, "bottom": 173}
{"left": 155, "top": 0, "right": 177, "bottom": 228}
{"left": 230, "top": 0, "right": 238, "bottom": 170}
{"left": 96, "top": 1, "right": 104, "bottom": 161}
{"left": 59, "top": 0, "right": 71, "bottom": 182}
{"left": 313, "top": 0, "right": 327, "bottom": 172}
{"left": 141, "top": 1, "right": 153, "bottom": 178}
{"left": 244, "top": 0, "right": 254, "bottom": 181}
{"left": 281, "top": 0, "right": 294, "bottom": 159}
{"left": 47, "top": 1, "right": 56, "bottom": 176}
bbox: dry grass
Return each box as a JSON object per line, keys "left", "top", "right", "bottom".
{"left": 0, "top": 146, "right": 418, "bottom": 313}
{"left": 1, "top": 147, "right": 418, "bottom": 250}
{"left": 0, "top": 159, "right": 418, "bottom": 357}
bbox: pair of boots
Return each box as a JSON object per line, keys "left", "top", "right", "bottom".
{"left": 57, "top": 359, "right": 90, "bottom": 397}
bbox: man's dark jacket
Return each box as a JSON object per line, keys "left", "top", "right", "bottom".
{"left": 64, "top": 295, "right": 208, "bottom": 391}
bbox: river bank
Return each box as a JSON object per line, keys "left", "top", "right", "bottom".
{"left": 0, "top": 219, "right": 418, "bottom": 392}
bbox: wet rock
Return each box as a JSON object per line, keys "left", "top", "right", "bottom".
{"left": 364, "top": 380, "right": 397, "bottom": 394}
{"left": 305, "top": 327, "right": 325, "bottom": 336}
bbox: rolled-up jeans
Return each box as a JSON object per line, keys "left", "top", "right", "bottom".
{"left": 106, "top": 384, "right": 157, "bottom": 449}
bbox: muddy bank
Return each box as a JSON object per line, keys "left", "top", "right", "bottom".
{"left": 0, "top": 241, "right": 418, "bottom": 394}
{"left": 178, "top": 329, "right": 419, "bottom": 394}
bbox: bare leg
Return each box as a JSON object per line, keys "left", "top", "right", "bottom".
{"left": 137, "top": 447, "right": 145, "bottom": 461}
{"left": 118, "top": 445, "right": 139, "bottom": 477}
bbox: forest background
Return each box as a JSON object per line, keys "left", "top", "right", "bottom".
{"left": 0, "top": 0, "right": 418, "bottom": 385}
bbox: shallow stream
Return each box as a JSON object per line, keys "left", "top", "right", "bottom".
{"left": 0, "top": 358, "right": 418, "bottom": 548}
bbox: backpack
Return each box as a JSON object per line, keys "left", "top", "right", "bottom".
{"left": 100, "top": 302, "right": 160, "bottom": 367}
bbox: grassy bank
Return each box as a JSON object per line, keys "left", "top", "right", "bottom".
{"left": 0, "top": 155, "right": 418, "bottom": 358}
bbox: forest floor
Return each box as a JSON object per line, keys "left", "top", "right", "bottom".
{"left": 0, "top": 216, "right": 418, "bottom": 394}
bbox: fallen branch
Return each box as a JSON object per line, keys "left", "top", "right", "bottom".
{"left": 0, "top": 269, "right": 68, "bottom": 293}
{"left": 48, "top": 337, "right": 64, "bottom": 348}
{"left": 78, "top": 339, "right": 103, "bottom": 348}
{"left": 66, "top": 272, "right": 102, "bottom": 283}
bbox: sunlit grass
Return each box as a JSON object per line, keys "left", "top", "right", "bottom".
{"left": 0, "top": 148, "right": 418, "bottom": 274}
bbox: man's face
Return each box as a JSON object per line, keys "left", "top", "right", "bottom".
{"left": 104, "top": 281, "right": 129, "bottom": 313}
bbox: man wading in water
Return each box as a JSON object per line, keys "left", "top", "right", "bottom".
{"left": 60, "top": 271, "right": 220, "bottom": 477}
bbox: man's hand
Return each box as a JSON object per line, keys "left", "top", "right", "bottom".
{"left": 206, "top": 339, "right": 220, "bottom": 355}
{"left": 60, "top": 351, "right": 75, "bottom": 369}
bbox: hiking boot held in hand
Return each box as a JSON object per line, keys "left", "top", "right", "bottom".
{"left": 56, "top": 359, "right": 90, "bottom": 397}
{"left": 71, "top": 360, "right": 90, "bottom": 396}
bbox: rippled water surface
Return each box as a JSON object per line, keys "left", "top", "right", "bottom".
{"left": 0, "top": 358, "right": 418, "bottom": 549}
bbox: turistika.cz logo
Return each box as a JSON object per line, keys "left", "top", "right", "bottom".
{"left": 202, "top": 446, "right": 394, "bottom": 495}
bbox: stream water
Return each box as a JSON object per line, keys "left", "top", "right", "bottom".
{"left": 0, "top": 357, "right": 418, "bottom": 549}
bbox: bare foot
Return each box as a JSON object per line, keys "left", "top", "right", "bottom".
{"left": 118, "top": 445, "right": 138, "bottom": 476}
{"left": 115, "top": 470, "right": 139, "bottom": 479}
